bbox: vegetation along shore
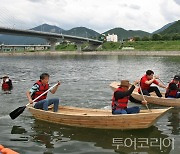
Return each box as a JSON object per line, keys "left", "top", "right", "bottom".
{"left": 1, "top": 40, "right": 180, "bottom": 54}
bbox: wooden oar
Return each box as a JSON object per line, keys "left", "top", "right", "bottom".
{"left": 159, "top": 78, "right": 166, "bottom": 86}
{"left": 9, "top": 82, "right": 59, "bottom": 120}
{"left": 139, "top": 85, "right": 151, "bottom": 112}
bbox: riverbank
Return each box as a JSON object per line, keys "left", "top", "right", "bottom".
{"left": 0, "top": 50, "right": 180, "bottom": 56}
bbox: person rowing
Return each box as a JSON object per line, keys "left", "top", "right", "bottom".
{"left": 111, "top": 80, "right": 147, "bottom": 114}
{"left": 138, "top": 70, "right": 166, "bottom": 97}
{"left": 165, "top": 75, "right": 180, "bottom": 98}
{"left": 26, "top": 73, "right": 61, "bottom": 112}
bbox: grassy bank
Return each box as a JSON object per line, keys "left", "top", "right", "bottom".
{"left": 55, "top": 40, "right": 180, "bottom": 51}
{"left": 55, "top": 44, "right": 77, "bottom": 51}
{"left": 1, "top": 41, "right": 180, "bottom": 53}
{"left": 122, "top": 40, "right": 180, "bottom": 51}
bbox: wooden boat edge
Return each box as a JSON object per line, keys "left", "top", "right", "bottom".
{"left": 27, "top": 105, "right": 172, "bottom": 117}
{"left": 27, "top": 105, "right": 172, "bottom": 130}
{"left": 109, "top": 81, "right": 180, "bottom": 107}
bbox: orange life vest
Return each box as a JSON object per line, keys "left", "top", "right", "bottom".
{"left": 0, "top": 144, "right": 19, "bottom": 154}
{"left": 31, "top": 80, "right": 49, "bottom": 102}
{"left": 112, "top": 87, "right": 129, "bottom": 110}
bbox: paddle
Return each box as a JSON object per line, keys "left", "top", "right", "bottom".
{"left": 9, "top": 82, "right": 59, "bottom": 120}
{"left": 158, "top": 78, "right": 166, "bottom": 86}
{"left": 138, "top": 84, "right": 151, "bottom": 112}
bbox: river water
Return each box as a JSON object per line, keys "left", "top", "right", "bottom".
{"left": 0, "top": 54, "right": 180, "bottom": 154}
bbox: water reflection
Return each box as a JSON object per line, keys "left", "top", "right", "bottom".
{"left": 27, "top": 119, "right": 172, "bottom": 154}
{"left": 168, "top": 108, "right": 180, "bottom": 135}
{"left": 11, "top": 126, "right": 27, "bottom": 134}
{"left": 10, "top": 126, "right": 28, "bottom": 142}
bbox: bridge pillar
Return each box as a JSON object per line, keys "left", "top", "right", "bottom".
{"left": 92, "top": 44, "right": 102, "bottom": 51}
{"left": 12, "top": 46, "right": 15, "bottom": 52}
{"left": 47, "top": 38, "right": 58, "bottom": 51}
{"left": 76, "top": 43, "right": 83, "bottom": 52}
{"left": 0, "top": 45, "right": 2, "bottom": 51}
{"left": 82, "top": 43, "right": 102, "bottom": 51}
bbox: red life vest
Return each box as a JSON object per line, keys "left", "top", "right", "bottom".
{"left": 2, "top": 82, "right": 10, "bottom": 90}
{"left": 138, "top": 75, "right": 159, "bottom": 93}
{"left": 165, "top": 80, "right": 178, "bottom": 98}
{"left": 31, "top": 80, "right": 49, "bottom": 102}
{"left": 112, "top": 87, "right": 129, "bottom": 110}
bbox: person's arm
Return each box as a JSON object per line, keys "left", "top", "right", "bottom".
{"left": 169, "top": 83, "right": 178, "bottom": 90}
{"left": 8, "top": 79, "right": 13, "bottom": 90}
{"left": 26, "top": 84, "right": 39, "bottom": 104}
{"left": 50, "top": 81, "right": 61, "bottom": 94}
{"left": 129, "top": 95, "right": 142, "bottom": 104}
{"left": 26, "top": 91, "right": 33, "bottom": 104}
{"left": 158, "top": 82, "right": 167, "bottom": 88}
{"left": 152, "top": 78, "right": 167, "bottom": 89}
{"left": 6, "top": 79, "right": 12, "bottom": 90}
{"left": 145, "top": 76, "right": 156, "bottom": 85}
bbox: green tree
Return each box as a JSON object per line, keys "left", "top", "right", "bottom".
{"left": 172, "top": 33, "right": 180, "bottom": 40}
{"left": 161, "top": 35, "right": 171, "bottom": 41}
{"left": 152, "top": 34, "right": 162, "bottom": 41}
{"left": 98, "top": 34, "right": 106, "bottom": 42}
{"left": 133, "top": 37, "right": 141, "bottom": 41}
{"left": 102, "top": 42, "right": 120, "bottom": 50}
{"left": 141, "top": 36, "right": 150, "bottom": 41}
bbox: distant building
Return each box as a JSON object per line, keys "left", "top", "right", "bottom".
{"left": 128, "top": 38, "right": 135, "bottom": 42}
{"left": 106, "top": 34, "right": 118, "bottom": 42}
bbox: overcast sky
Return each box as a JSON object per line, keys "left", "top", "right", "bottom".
{"left": 0, "top": 0, "right": 180, "bottom": 33}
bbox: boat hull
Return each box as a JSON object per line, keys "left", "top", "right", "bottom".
{"left": 110, "top": 81, "right": 180, "bottom": 107}
{"left": 28, "top": 105, "right": 172, "bottom": 130}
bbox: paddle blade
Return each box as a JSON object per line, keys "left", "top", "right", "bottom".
{"left": 9, "top": 106, "right": 26, "bottom": 120}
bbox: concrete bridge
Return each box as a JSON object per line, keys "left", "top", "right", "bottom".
{"left": 0, "top": 27, "right": 103, "bottom": 51}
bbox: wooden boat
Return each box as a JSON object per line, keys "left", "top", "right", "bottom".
{"left": 27, "top": 105, "right": 172, "bottom": 130}
{"left": 110, "top": 81, "right": 180, "bottom": 107}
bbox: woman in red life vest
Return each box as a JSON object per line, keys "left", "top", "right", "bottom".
{"left": 112, "top": 80, "right": 147, "bottom": 114}
{"left": 165, "top": 75, "right": 180, "bottom": 98}
{"left": 139, "top": 70, "right": 166, "bottom": 97}
{"left": 1, "top": 75, "right": 13, "bottom": 92}
{"left": 26, "top": 73, "right": 60, "bottom": 112}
